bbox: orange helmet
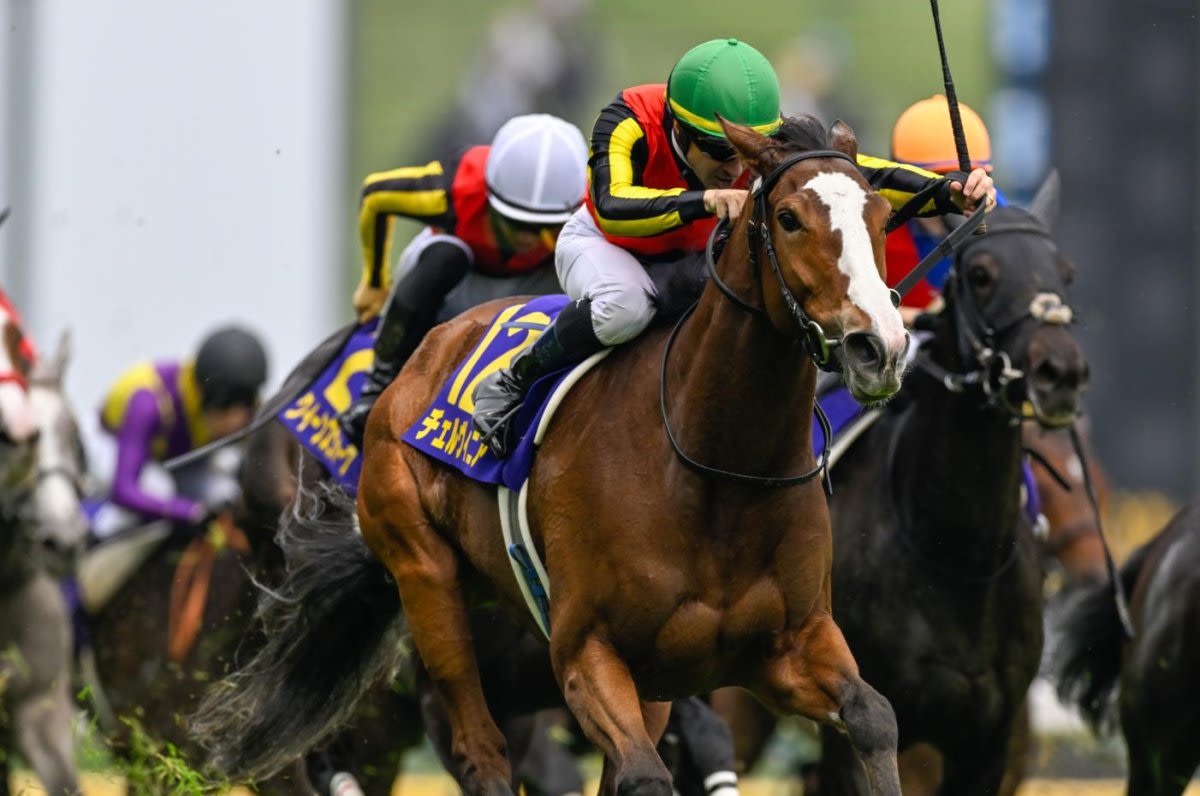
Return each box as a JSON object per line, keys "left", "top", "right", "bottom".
{"left": 891, "top": 94, "right": 992, "bottom": 174}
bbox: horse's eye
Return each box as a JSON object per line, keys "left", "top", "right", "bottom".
{"left": 968, "top": 264, "right": 994, "bottom": 289}
{"left": 777, "top": 210, "right": 803, "bottom": 233}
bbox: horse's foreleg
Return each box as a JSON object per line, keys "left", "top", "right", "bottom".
{"left": 361, "top": 500, "right": 512, "bottom": 796}
{"left": 753, "top": 613, "right": 899, "bottom": 796}
{"left": 555, "top": 635, "right": 672, "bottom": 796}
{"left": 12, "top": 684, "right": 79, "bottom": 795}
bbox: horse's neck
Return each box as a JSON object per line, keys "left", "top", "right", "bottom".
{"left": 897, "top": 330, "right": 1024, "bottom": 568}
{"left": 0, "top": 508, "right": 35, "bottom": 585}
{"left": 666, "top": 226, "right": 818, "bottom": 481}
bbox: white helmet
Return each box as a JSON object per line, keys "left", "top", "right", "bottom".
{"left": 485, "top": 114, "right": 588, "bottom": 225}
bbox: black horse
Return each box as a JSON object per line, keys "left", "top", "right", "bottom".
{"left": 815, "top": 178, "right": 1089, "bottom": 794}
{"left": 1053, "top": 500, "right": 1200, "bottom": 795}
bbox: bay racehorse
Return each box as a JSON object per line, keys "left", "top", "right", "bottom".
{"left": 1053, "top": 501, "right": 1200, "bottom": 796}
{"left": 195, "top": 117, "right": 913, "bottom": 795}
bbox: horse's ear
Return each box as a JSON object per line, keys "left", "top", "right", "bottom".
{"left": 32, "top": 329, "right": 70, "bottom": 386}
{"left": 827, "top": 120, "right": 859, "bottom": 162}
{"left": 720, "top": 117, "right": 785, "bottom": 174}
{"left": 52, "top": 329, "right": 71, "bottom": 380}
{"left": 1029, "top": 168, "right": 1061, "bottom": 232}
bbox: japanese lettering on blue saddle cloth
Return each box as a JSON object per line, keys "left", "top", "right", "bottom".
{"left": 403, "top": 295, "right": 572, "bottom": 490}
{"left": 277, "top": 318, "right": 378, "bottom": 495}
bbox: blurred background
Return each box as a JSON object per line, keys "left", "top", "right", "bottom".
{"left": 0, "top": 0, "right": 1195, "bottom": 513}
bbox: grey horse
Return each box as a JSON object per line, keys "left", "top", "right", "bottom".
{"left": 0, "top": 332, "right": 86, "bottom": 795}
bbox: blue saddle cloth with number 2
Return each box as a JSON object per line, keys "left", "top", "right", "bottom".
{"left": 403, "top": 295, "right": 574, "bottom": 490}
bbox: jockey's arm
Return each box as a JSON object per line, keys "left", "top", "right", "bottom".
{"left": 357, "top": 162, "right": 456, "bottom": 299}
{"left": 856, "top": 155, "right": 993, "bottom": 216}
{"left": 110, "top": 391, "right": 203, "bottom": 525}
{"left": 589, "top": 98, "right": 708, "bottom": 238}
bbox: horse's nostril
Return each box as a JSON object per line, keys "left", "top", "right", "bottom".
{"left": 1034, "top": 357, "right": 1088, "bottom": 392}
{"left": 844, "top": 333, "right": 883, "bottom": 369}
{"left": 1034, "top": 360, "right": 1063, "bottom": 389}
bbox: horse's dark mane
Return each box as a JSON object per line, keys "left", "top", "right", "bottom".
{"left": 768, "top": 114, "right": 831, "bottom": 155}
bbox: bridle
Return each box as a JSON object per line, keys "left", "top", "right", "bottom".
{"left": 911, "top": 220, "right": 1076, "bottom": 422}
{"left": 705, "top": 149, "right": 860, "bottom": 370}
{"left": 23, "top": 374, "right": 87, "bottom": 512}
{"left": 661, "top": 149, "right": 860, "bottom": 489}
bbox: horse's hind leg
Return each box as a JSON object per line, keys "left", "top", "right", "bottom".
{"left": 12, "top": 687, "right": 79, "bottom": 795}
{"left": 360, "top": 477, "right": 512, "bottom": 796}
{"left": 753, "top": 613, "right": 899, "bottom": 796}
{"left": 708, "top": 687, "right": 778, "bottom": 775}
{"left": 556, "top": 636, "right": 672, "bottom": 796}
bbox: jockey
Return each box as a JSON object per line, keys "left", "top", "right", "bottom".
{"left": 472, "top": 38, "right": 996, "bottom": 457}
{"left": 338, "top": 113, "right": 589, "bottom": 446}
{"left": 94, "top": 326, "right": 267, "bottom": 537}
{"left": 887, "top": 94, "right": 1008, "bottom": 320}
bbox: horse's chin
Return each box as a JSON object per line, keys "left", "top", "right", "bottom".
{"left": 1028, "top": 390, "right": 1082, "bottom": 430}
{"left": 843, "top": 370, "right": 902, "bottom": 407}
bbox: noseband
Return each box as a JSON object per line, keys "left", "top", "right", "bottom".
{"left": 914, "top": 221, "right": 1076, "bottom": 420}
{"left": 706, "top": 149, "right": 859, "bottom": 370}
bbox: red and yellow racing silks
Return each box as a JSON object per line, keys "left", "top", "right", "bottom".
{"left": 585, "top": 84, "right": 960, "bottom": 259}
{"left": 359, "top": 146, "right": 553, "bottom": 287}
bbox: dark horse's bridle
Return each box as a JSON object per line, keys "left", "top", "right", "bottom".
{"left": 911, "top": 218, "right": 1076, "bottom": 423}
{"left": 660, "top": 149, "right": 862, "bottom": 489}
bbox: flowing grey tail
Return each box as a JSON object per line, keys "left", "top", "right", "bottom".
{"left": 191, "top": 484, "right": 402, "bottom": 781}
{"left": 1050, "top": 542, "right": 1149, "bottom": 732}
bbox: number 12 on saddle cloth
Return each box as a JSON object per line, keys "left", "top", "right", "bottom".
{"left": 402, "top": 294, "right": 579, "bottom": 491}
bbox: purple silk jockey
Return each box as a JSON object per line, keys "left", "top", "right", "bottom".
{"left": 93, "top": 327, "right": 267, "bottom": 537}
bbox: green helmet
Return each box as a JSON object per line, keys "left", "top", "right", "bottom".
{"left": 667, "top": 38, "right": 782, "bottom": 138}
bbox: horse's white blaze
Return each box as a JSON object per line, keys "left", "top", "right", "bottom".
{"left": 805, "top": 172, "right": 906, "bottom": 353}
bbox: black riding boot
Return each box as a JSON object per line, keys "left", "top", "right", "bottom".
{"left": 339, "top": 241, "right": 470, "bottom": 446}
{"left": 472, "top": 298, "right": 604, "bottom": 458}
{"left": 338, "top": 300, "right": 431, "bottom": 447}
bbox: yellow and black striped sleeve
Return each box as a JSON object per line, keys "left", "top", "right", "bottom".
{"left": 855, "top": 154, "right": 959, "bottom": 217}
{"left": 359, "top": 162, "right": 454, "bottom": 289}
{"left": 588, "top": 94, "right": 709, "bottom": 238}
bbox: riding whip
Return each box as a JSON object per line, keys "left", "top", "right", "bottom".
{"left": 928, "top": 0, "right": 986, "bottom": 234}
